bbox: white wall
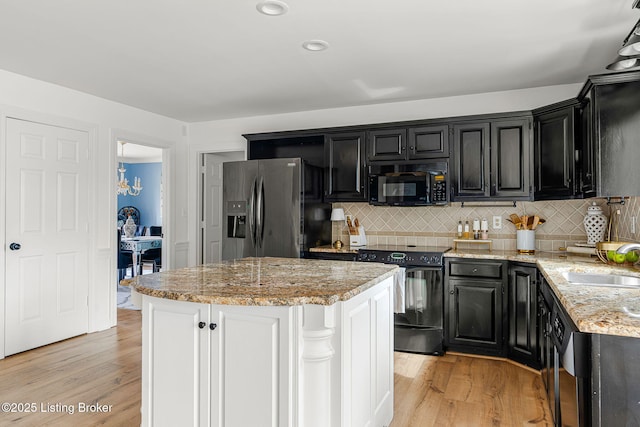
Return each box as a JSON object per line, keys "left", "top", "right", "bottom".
{"left": 186, "top": 82, "right": 584, "bottom": 263}
{"left": 0, "top": 69, "right": 188, "bottom": 337}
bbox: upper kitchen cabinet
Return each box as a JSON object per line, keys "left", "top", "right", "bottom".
{"left": 532, "top": 96, "right": 598, "bottom": 200}
{"left": 324, "top": 131, "right": 367, "bottom": 202}
{"left": 578, "top": 70, "right": 640, "bottom": 198}
{"left": 367, "top": 125, "right": 449, "bottom": 162}
{"left": 451, "top": 116, "right": 532, "bottom": 201}
{"left": 532, "top": 100, "right": 579, "bottom": 200}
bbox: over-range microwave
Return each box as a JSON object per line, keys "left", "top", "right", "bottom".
{"left": 368, "top": 160, "right": 449, "bottom": 206}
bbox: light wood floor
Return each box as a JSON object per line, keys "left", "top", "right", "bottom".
{"left": 0, "top": 309, "right": 552, "bottom": 426}
{"left": 391, "top": 352, "right": 552, "bottom": 427}
{"left": 0, "top": 309, "right": 142, "bottom": 426}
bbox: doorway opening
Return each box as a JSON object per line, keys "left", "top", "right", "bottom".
{"left": 198, "top": 151, "right": 244, "bottom": 265}
{"left": 116, "top": 142, "right": 164, "bottom": 310}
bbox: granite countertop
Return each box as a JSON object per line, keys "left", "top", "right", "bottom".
{"left": 446, "top": 249, "right": 640, "bottom": 338}
{"left": 126, "top": 257, "right": 398, "bottom": 306}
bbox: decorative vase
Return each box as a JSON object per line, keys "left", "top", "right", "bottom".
{"left": 123, "top": 215, "right": 137, "bottom": 238}
{"left": 583, "top": 202, "right": 607, "bottom": 245}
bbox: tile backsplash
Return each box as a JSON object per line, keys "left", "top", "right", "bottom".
{"left": 332, "top": 197, "right": 640, "bottom": 252}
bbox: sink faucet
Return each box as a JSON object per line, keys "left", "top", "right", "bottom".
{"left": 617, "top": 243, "right": 640, "bottom": 254}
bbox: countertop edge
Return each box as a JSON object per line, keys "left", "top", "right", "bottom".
{"left": 130, "top": 259, "right": 399, "bottom": 307}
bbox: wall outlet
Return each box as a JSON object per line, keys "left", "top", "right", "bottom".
{"left": 492, "top": 216, "right": 502, "bottom": 230}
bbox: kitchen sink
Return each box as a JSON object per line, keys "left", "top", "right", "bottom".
{"left": 562, "top": 272, "right": 640, "bottom": 289}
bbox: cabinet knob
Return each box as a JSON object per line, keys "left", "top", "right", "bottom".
{"left": 9, "top": 242, "right": 21, "bottom": 251}
{"left": 209, "top": 323, "right": 217, "bottom": 331}
{"left": 449, "top": 290, "right": 454, "bottom": 294}
{"left": 472, "top": 268, "right": 478, "bottom": 273}
{"left": 198, "top": 322, "right": 206, "bottom": 329}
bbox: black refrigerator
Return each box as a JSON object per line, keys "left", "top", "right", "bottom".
{"left": 221, "top": 158, "right": 331, "bottom": 260}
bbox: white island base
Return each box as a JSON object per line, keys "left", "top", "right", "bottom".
{"left": 137, "top": 276, "right": 394, "bottom": 427}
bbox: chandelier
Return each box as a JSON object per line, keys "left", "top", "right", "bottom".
{"left": 116, "top": 141, "right": 143, "bottom": 196}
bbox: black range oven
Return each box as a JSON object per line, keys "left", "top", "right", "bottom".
{"left": 357, "top": 245, "right": 450, "bottom": 355}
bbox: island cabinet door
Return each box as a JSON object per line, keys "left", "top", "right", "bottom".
{"left": 141, "top": 296, "right": 211, "bottom": 427}
{"left": 340, "top": 276, "right": 394, "bottom": 427}
{"left": 209, "top": 305, "right": 294, "bottom": 427}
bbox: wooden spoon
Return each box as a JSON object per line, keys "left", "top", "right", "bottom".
{"left": 532, "top": 215, "right": 540, "bottom": 230}
{"left": 509, "top": 213, "right": 521, "bottom": 229}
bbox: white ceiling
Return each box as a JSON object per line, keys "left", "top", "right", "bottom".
{"left": 0, "top": 1, "right": 638, "bottom": 123}
{"left": 117, "top": 143, "right": 162, "bottom": 162}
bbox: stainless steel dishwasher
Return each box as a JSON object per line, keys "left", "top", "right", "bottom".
{"left": 549, "top": 293, "right": 591, "bottom": 427}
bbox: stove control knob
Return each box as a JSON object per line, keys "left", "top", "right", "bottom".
{"left": 419, "top": 255, "right": 428, "bottom": 262}
{"left": 431, "top": 255, "right": 440, "bottom": 264}
{"left": 370, "top": 254, "right": 376, "bottom": 260}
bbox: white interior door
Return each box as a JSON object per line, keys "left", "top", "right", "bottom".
{"left": 5, "top": 118, "right": 89, "bottom": 356}
{"left": 201, "top": 152, "right": 243, "bottom": 264}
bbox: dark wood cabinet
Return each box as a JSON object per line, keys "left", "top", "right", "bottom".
{"left": 533, "top": 101, "right": 579, "bottom": 200}
{"left": 452, "top": 117, "right": 531, "bottom": 201}
{"left": 578, "top": 72, "right": 640, "bottom": 198}
{"left": 491, "top": 119, "right": 531, "bottom": 199}
{"left": 407, "top": 125, "right": 449, "bottom": 159}
{"left": 451, "top": 122, "right": 490, "bottom": 198}
{"left": 367, "top": 128, "right": 407, "bottom": 161}
{"left": 508, "top": 264, "right": 539, "bottom": 369}
{"left": 324, "top": 131, "right": 367, "bottom": 202}
{"left": 445, "top": 259, "right": 507, "bottom": 356}
{"left": 578, "top": 96, "right": 596, "bottom": 198}
{"left": 367, "top": 125, "right": 449, "bottom": 162}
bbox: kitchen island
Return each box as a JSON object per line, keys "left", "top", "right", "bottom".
{"left": 129, "top": 257, "right": 399, "bottom": 427}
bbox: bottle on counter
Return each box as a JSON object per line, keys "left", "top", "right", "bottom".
{"left": 481, "top": 218, "right": 489, "bottom": 240}
{"left": 463, "top": 221, "right": 470, "bottom": 239}
{"left": 472, "top": 218, "right": 480, "bottom": 240}
{"left": 457, "top": 220, "right": 463, "bottom": 238}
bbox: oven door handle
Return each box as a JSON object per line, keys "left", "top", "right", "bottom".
{"left": 404, "top": 266, "right": 443, "bottom": 273}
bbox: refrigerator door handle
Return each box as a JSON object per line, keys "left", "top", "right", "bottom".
{"left": 249, "top": 178, "right": 257, "bottom": 246}
{"left": 256, "top": 175, "right": 265, "bottom": 248}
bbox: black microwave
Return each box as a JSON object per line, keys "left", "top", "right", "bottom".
{"left": 368, "top": 161, "right": 448, "bottom": 206}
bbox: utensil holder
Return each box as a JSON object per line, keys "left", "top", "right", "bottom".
{"left": 516, "top": 230, "right": 535, "bottom": 254}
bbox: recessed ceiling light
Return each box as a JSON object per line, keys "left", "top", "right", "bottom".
{"left": 256, "top": 1, "right": 289, "bottom": 16}
{"left": 302, "top": 40, "right": 329, "bottom": 52}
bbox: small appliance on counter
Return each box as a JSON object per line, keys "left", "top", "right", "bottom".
{"left": 346, "top": 215, "right": 367, "bottom": 247}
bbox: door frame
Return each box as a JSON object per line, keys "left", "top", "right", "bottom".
{"left": 111, "top": 129, "right": 173, "bottom": 320}
{"left": 0, "top": 107, "right": 98, "bottom": 359}
{"left": 195, "top": 150, "right": 245, "bottom": 265}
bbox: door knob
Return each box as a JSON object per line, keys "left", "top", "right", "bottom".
{"left": 9, "top": 243, "right": 21, "bottom": 251}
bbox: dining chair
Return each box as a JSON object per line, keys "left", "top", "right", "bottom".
{"left": 117, "top": 229, "right": 135, "bottom": 280}
{"left": 141, "top": 225, "right": 162, "bottom": 273}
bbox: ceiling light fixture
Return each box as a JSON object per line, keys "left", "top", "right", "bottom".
{"left": 606, "top": 16, "right": 640, "bottom": 71}
{"left": 116, "top": 141, "right": 143, "bottom": 197}
{"left": 256, "top": 0, "right": 289, "bottom": 16}
{"left": 606, "top": 55, "right": 640, "bottom": 71}
{"left": 618, "top": 28, "right": 640, "bottom": 56}
{"left": 302, "top": 40, "right": 329, "bottom": 52}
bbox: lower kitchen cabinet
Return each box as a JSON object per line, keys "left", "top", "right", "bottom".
{"left": 139, "top": 277, "right": 394, "bottom": 427}
{"left": 445, "top": 259, "right": 508, "bottom": 356}
{"left": 141, "top": 296, "right": 294, "bottom": 427}
{"left": 508, "top": 264, "right": 539, "bottom": 369}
